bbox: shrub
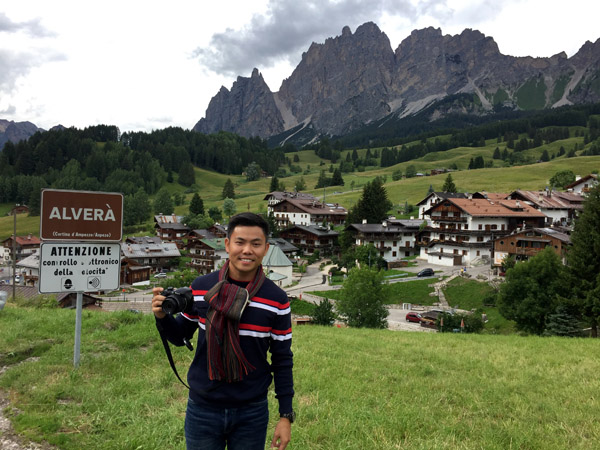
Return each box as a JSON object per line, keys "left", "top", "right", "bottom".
{"left": 311, "top": 298, "right": 336, "bottom": 326}
{"left": 438, "top": 312, "right": 484, "bottom": 333}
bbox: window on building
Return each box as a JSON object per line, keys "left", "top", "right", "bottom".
{"left": 392, "top": 251, "right": 397, "bottom": 257}
{"left": 478, "top": 224, "right": 483, "bottom": 230}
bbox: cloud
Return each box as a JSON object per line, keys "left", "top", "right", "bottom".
{"left": 0, "top": 104, "right": 16, "bottom": 115}
{"left": 0, "top": 49, "right": 66, "bottom": 92}
{"left": 0, "top": 13, "right": 64, "bottom": 97}
{"left": 192, "top": 0, "right": 438, "bottom": 77}
{"left": 0, "top": 12, "right": 56, "bottom": 38}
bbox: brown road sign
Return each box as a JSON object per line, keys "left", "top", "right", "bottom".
{"left": 40, "top": 189, "right": 123, "bottom": 241}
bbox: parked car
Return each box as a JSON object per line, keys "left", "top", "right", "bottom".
{"left": 153, "top": 272, "right": 167, "bottom": 279}
{"left": 14, "top": 274, "right": 22, "bottom": 283}
{"left": 406, "top": 312, "right": 422, "bottom": 323}
{"left": 417, "top": 268, "right": 434, "bottom": 277}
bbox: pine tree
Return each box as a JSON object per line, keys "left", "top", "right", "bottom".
{"left": 315, "top": 170, "right": 329, "bottom": 189}
{"left": 442, "top": 174, "right": 457, "bottom": 193}
{"left": 269, "top": 176, "right": 279, "bottom": 192}
{"left": 543, "top": 305, "right": 581, "bottom": 337}
{"left": 178, "top": 161, "right": 195, "bottom": 187}
{"left": 222, "top": 178, "right": 235, "bottom": 199}
{"left": 566, "top": 184, "right": 600, "bottom": 336}
{"left": 153, "top": 188, "right": 174, "bottom": 215}
{"left": 331, "top": 168, "right": 344, "bottom": 186}
{"left": 348, "top": 177, "right": 392, "bottom": 224}
{"left": 189, "top": 193, "right": 205, "bottom": 216}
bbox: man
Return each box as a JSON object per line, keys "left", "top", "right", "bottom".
{"left": 152, "top": 212, "right": 294, "bottom": 449}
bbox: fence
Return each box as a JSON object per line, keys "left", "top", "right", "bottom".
{"left": 98, "top": 296, "right": 153, "bottom": 313}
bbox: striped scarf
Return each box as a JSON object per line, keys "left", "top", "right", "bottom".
{"left": 204, "top": 260, "right": 266, "bottom": 382}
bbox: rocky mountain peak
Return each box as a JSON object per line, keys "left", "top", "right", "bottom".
{"left": 193, "top": 68, "right": 284, "bottom": 138}
{"left": 194, "top": 23, "right": 600, "bottom": 143}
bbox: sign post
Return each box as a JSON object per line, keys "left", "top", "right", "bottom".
{"left": 39, "top": 189, "right": 123, "bottom": 368}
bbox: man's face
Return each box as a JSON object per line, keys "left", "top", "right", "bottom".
{"left": 225, "top": 225, "right": 269, "bottom": 281}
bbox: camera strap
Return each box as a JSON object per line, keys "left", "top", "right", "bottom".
{"left": 158, "top": 327, "right": 191, "bottom": 390}
{"left": 157, "top": 326, "right": 223, "bottom": 395}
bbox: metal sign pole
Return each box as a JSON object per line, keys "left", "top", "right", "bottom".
{"left": 74, "top": 292, "right": 83, "bottom": 368}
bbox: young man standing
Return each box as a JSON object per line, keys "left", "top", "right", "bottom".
{"left": 152, "top": 212, "right": 295, "bottom": 449}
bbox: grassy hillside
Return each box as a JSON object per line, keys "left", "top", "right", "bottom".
{"left": 1, "top": 303, "right": 599, "bottom": 449}
{"left": 1, "top": 131, "right": 599, "bottom": 241}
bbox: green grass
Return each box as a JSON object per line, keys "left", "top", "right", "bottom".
{"left": 443, "top": 277, "right": 516, "bottom": 335}
{"left": 310, "top": 278, "right": 438, "bottom": 306}
{"left": 1, "top": 303, "right": 600, "bottom": 449}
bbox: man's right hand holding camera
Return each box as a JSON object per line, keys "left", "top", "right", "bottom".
{"left": 152, "top": 286, "right": 166, "bottom": 319}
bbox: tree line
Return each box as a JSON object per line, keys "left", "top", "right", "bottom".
{"left": 0, "top": 125, "right": 286, "bottom": 213}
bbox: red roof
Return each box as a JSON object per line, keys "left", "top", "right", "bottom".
{"left": 445, "top": 198, "right": 546, "bottom": 218}
{"left": 2, "top": 235, "right": 42, "bottom": 246}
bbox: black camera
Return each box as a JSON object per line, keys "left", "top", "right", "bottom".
{"left": 161, "top": 286, "right": 194, "bottom": 315}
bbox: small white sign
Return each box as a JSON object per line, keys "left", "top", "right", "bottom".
{"left": 39, "top": 242, "right": 121, "bottom": 293}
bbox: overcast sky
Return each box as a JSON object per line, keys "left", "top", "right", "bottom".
{"left": 2, "top": 0, "right": 599, "bottom": 133}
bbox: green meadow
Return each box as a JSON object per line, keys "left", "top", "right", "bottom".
{"left": 2, "top": 128, "right": 600, "bottom": 240}
{"left": 1, "top": 303, "right": 599, "bottom": 449}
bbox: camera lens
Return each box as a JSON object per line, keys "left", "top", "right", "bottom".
{"left": 161, "top": 287, "right": 193, "bottom": 315}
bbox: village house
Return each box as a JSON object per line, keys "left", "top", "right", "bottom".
{"left": 154, "top": 215, "right": 190, "bottom": 248}
{"left": 264, "top": 191, "right": 347, "bottom": 227}
{"left": 121, "top": 236, "right": 181, "bottom": 274}
{"left": 506, "top": 189, "right": 584, "bottom": 226}
{"left": 417, "top": 192, "right": 469, "bottom": 223}
{"left": 278, "top": 225, "right": 339, "bottom": 256}
{"left": 346, "top": 219, "right": 423, "bottom": 263}
{"left": 7, "top": 205, "right": 29, "bottom": 215}
{"left": 186, "top": 237, "right": 228, "bottom": 275}
{"left": 1, "top": 234, "right": 41, "bottom": 261}
{"left": 493, "top": 227, "right": 571, "bottom": 269}
{"left": 120, "top": 259, "right": 152, "bottom": 286}
{"left": 262, "top": 245, "right": 293, "bottom": 288}
{"left": 565, "top": 174, "right": 598, "bottom": 195}
{"left": 268, "top": 238, "right": 298, "bottom": 258}
{"left": 15, "top": 249, "right": 40, "bottom": 286}
{"left": 419, "top": 197, "right": 547, "bottom": 266}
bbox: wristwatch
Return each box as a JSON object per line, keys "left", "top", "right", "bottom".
{"left": 280, "top": 410, "right": 296, "bottom": 423}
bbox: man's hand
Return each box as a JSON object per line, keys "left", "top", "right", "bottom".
{"left": 152, "top": 287, "right": 166, "bottom": 319}
{"left": 270, "top": 417, "right": 291, "bottom": 449}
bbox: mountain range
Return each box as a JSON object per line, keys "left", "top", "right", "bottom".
{"left": 193, "top": 22, "right": 600, "bottom": 146}
{"left": 0, "top": 120, "right": 43, "bottom": 149}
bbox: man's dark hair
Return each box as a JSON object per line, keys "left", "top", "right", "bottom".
{"left": 227, "top": 212, "right": 269, "bottom": 240}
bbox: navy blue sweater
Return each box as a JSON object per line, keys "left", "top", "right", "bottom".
{"left": 156, "top": 271, "right": 294, "bottom": 414}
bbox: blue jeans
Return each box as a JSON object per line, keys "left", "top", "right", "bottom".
{"left": 184, "top": 397, "right": 269, "bottom": 450}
